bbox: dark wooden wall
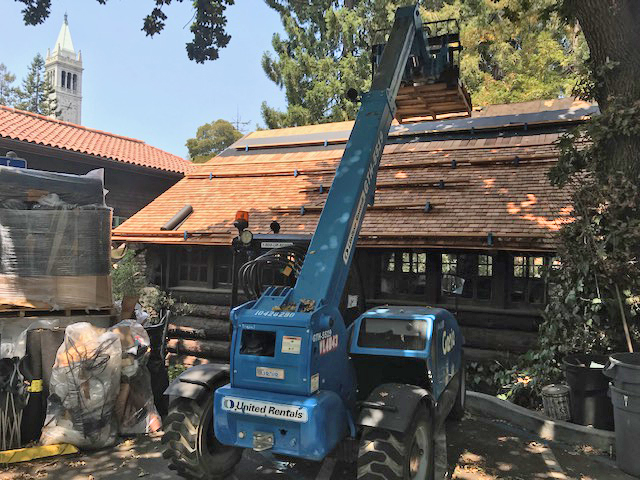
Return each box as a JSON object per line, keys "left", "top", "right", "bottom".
{"left": 148, "top": 245, "right": 545, "bottom": 367}
{"left": 0, "top": 139, "right": 182, "bottom": 218}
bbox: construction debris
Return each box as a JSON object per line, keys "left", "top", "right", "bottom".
{"left": 40, "top": 323, "right": 121, "bottom": 449}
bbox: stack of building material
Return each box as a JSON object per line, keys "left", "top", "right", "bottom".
{"left": 0, "top": 167, "right": 112, "bottom": 311}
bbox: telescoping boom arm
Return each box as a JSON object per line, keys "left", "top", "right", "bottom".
{"left": 291, "top": 4, "right": 430, "bottom": 309}
{"left": 215, "top": 4, "right": 449, "bottom": 461}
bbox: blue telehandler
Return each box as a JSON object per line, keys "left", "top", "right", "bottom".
{"left": 162, "top": 4, "right": 468, "bottom": 479}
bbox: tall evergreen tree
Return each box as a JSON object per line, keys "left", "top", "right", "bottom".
{"left": 16, "top": 54, "right": 59, "bottom": 116}
{"left": 261, "top": 0, "right": 586, "bottom": 128}
{"left": 422, "top": 0, "right": 587, "bottom": 105}
{"left": 261, "top": 0, "right": 401, "bottom": 129}
{"left": 0, "top": 64, "right": 18, "bottom": 107}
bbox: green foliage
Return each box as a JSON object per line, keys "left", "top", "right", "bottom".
{"left": 261, "top": 0, "right": 398, "bottom": 129}
{"left": 168, "top": 363, "right": 187, "bottom": 382}
{"left": 551, "top": 100, "right": 640, "bottom": 186}
{"left": 261, "top": 0, "right": 586, "bottom": 128}
{"left": 15, "top": 54, "right": 58, "bottom": 116}
{"left": 111, "top": 251, "right": 147, "bottom": 300}
{"left": 546, "top": 176, "right": 640, "bottom": 347}
{"left": 421, "top": 0, "right": 587, "bottom": 106}
{"left": 139, "top": 285, "right": 192, "bottom": 322}
{"left": 0, "top": 64, "right": 18, "bottom": 107}
{"left": 185, "top": 119, "right": 242, "bottom": 163}
{"left": 15, "top": 0, "right": 234, "bottom": 63}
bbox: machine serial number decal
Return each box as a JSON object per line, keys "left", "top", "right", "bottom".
{"left": 222, "top": 397, "right": 308, "bottom": 423}
{"left": 312, "top": 329, "right": 333, "bottom": 342}
{"left": 261, "top": 241, "right": 294, "bottom": 249}
{"left": 255, "top": 310, "right": 295, "bottom": 318}
{"left": 256, "top": 367, "right": 285, "bottom": 379}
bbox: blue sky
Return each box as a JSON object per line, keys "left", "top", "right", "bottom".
{"left": 0, "top": 0, "right": 287, "bottom": 158}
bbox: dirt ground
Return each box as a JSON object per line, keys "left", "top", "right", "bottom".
{"left": 1, "top": 414, "right": 634, "bottom": 480}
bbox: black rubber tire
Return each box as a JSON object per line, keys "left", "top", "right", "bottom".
{"left": 162, "top": 382, "right": 242, "bottom": 480}
{"left": 357, "top": 405, "right": 434, "bottom": 480}
{"left": 449, "top": 355, "right": 466, "bottom": 421}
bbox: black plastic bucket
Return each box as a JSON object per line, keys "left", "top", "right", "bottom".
{"left": 610, "top": 385, "right": 640, "bottom": 477}
{"left": 564, "top": 354, "right": 615, "bottom": 431}
{"left": 604, "top": 353, "right": 640, "bottom": 394}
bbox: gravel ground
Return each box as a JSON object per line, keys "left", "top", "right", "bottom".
{"left": 1, "top": 414, "right": 634, "bottom": 480}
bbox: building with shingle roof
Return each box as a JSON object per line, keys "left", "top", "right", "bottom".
{"left": 113, "top": 98, "right": 596, "bottom": 366}
{"left": 0, "top": 105, "right": 193, "bottom": 222}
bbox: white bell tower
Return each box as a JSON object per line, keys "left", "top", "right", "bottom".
{"left": 45, "top": 14, "right": 83, "bottom": 124}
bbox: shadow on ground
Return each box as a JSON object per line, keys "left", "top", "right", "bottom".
{"left": 2, "top": 415, "right": 634, "bottom": 480}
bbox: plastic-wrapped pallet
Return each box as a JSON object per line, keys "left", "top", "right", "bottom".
{"left": 0, "top": 167, "right": 112, "bottom": 310}
{"left": 40, "top": 323, "right": 121, "bottom": 449}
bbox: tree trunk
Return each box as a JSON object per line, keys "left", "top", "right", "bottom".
{"left": 566, "top": 0, "right": 640, "bottom": 177}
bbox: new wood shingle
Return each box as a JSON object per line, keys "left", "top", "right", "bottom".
{"left": 113, "top": 99, "right": 595, "bottom": 251}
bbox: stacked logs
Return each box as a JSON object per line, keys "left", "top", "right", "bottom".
{"left": 166, "top": 304, "right": 231, "bottom": 367}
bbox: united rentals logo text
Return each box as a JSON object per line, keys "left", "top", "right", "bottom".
{"left": 221, "top": 397, "right": 308, "bottom": 423}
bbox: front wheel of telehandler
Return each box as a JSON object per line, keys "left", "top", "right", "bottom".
{"left": 162, "top": 381, "right": 242, "bottom": 480}
{"left": 357, "top": 404, "right": 434, "bottom": 480}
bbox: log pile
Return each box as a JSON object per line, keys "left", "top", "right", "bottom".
{"left": 166, "top": 304, "right": 231, "bottom": 366}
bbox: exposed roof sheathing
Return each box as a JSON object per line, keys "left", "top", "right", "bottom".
{"left": 0, "top": 106, "right": 193, "bottom": 174}
{"left": 114, "top": 98, "right": 594, "bottom": 251}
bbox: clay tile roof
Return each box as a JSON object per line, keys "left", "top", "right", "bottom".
{"left": 0, "top": 105, "right": 194, "bottom": 174}
{"left": 113, "top": 98, "right": 595, "bottom": 251}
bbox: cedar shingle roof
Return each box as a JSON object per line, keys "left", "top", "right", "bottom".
{"left": 113, "top": 99, "right": 595, "bottom": 251}
{"left": 0, "top": 106, "right": 193, "bottom": 174}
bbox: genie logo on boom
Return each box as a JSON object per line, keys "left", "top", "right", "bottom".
{"left": 442, "top": 329, "right": 456, "bottom": 355}
{"left": 222, "top": 397, "right": 308, "bottom": 423}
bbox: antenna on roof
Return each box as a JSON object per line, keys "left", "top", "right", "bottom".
{"left": 231, "top": 106, "right": 251, "bottom": 132}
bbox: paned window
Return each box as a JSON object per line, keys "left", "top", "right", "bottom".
{"left": 510, "top": 255, "right": 547, "bottom": 304}
{"left": 379, "top": 251, "right": 427, "bottom": 297}
{"left": 441, "top": 253, "right": 493, "bottom": 300}
{"left": 178, "top": 248, "right": 210, "bottom": 286}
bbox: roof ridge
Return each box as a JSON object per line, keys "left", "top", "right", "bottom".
{"left": 0, "top": 105, "right": 194, "bottom": 173}
{"left": 0, "top": 105, "right": 146, "bottom": 144}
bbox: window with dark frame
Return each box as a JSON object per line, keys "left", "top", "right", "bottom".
{"left": 510, "top": 255, "right": 547, "bottom": 304}
{"left": 61, "top": 70, "right": 66, "bottom": 88}
{"left": 177, "top": 248, "right": 210, "bottom": 286}
{"left": 379, "top": 251, "right": 427, "bottom": 297}
{"left": 441, "top": 253, "right": 493, "bottom": 301}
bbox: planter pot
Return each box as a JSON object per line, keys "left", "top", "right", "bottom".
{"left": 564, "top": 354, "right": 614, "bottom": 431}
{"left": 120, "top": 295, "right": 139, "bottom": 320}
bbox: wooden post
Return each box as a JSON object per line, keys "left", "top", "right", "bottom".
{"left": 426, "top": 251, "right": 440, "bottom": 304}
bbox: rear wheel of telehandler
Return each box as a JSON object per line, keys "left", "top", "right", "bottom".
{"left": 162, "top": 380, "right": 242, "bottom": 480}
{"left": 357, "top": 404, "right": 434, "bottom": 480}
